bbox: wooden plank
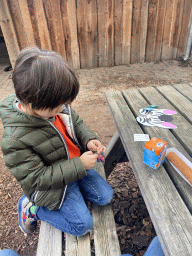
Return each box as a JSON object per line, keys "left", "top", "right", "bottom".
{"left": 76, "top": 1, "right": 87, "bottom": 69}
{"left": 106, "top": 0, "right": 114, "bottom": 67}
{"left": 154, "top": 0, "right": 166, "bottom": 61}
{"left": 77, "top": 0, "right": 98, "bottom": 69}
{"left": 36, "top": 221, "right": 62, "bottom": 256}
{"left": 126, "top": 87, "right": 192, "bottom": 212}
{"left": 177, "top": 0, "right": 192, "bottom": 57}
{"left": 43, "top": 0, "right": 57, "bottom": 51}
{"left": 0, "top": 0, "right": 20, "bottom": 68}
{"left": 33, "top": 0, "right": 52, "bottom": 50}
{"left": 17, "top": 0, "right": 36, "bottom": 46}
{"left": 92, "top": 162, "right": 121, "bottom": 256}
{"left": 65, "top": 234, "right": 78, "bottom": 256}
{"left": 114, "top": 0, "right": 122, "bottom": 66}
{"left": 131, "top": 0, "right": 142, "bottom": 63}
{"left": 97, "top": 0, "right": 107, "bottom": 67}
{"left": 139, "top": 0, "right": 149, "bottom": 62}
{"left": 26, "top": 0, "right": 41, "bottom": 48}
{"left": 60, "top": 0, "right": 80, "bottom": 69}
{"left": 161, "top": 0, "right": 176, "bottom": 60}
{"left": 47, "top": 0, "right": 66, "bottom": 58}
{"left": 65, "top": 233, "right": 91, "bottom": 256}
{"left": 172, "top": 83, "right": 192, "bottom": 102}
{"left": 7, "top": 0, "right": 28, "bottom": 49}
{"left": 105, "top": 90, "right": 192, "bottom": 256}
{"left": 156, "top": 85, "right": 192, "bottom": 124}
{"left": 121, "top": 0, "right": 133, "bottom": 64}
{"left": 145, "top": 0, "right": 158, "bottom": 62}
{"left": 171, "top": 0, "right": 185, "bottom": 58}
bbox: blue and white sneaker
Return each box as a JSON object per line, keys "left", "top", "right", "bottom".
{"left": 17, "top": 195, "right": 37, "bottom": 234}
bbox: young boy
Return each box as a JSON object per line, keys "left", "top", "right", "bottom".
{"left": 0, "top": 47, "right": 113, "bottom": 236}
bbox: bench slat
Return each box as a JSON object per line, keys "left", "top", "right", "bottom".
{"left": 65, "top": 233, "right": 91, "bottom": 256}
{"left": 156, "top": 85, "right": 192, "bottom": 124}
{"left": 36, "top": 221, "right": 62, "bottom": 256}
{"left": 172, "top": 83, "right": 192, "bottom": 102}
{"left": 92, "top": 204, "right": 121, "bottom": 256}
{"left": 92, "top": 162, "right": 121, "bottom": 256}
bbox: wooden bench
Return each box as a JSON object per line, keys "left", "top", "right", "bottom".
{"left": 36, "top": 160, "right": 121, "bottom": 256}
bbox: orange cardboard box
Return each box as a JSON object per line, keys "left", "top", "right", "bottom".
{"left": 143, "top": 137, "right": 168, "bottom": 169}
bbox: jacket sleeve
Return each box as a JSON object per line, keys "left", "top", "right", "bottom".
{"left": 71, "top": 108, "right": 100, "bottom": 151}
{"left": 1, "top": 136, "right": 87, "bottom": 191}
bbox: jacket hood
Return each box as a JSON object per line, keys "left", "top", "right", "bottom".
{"left": 0, "top": 95, "right": 49, "bottom": 128}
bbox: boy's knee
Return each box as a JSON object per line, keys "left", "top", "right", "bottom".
{"left": 98, "top": 186, "right": 113, "bottom": 206}
{"left": 74, "top": 217, "right": 93, "bottom": 236}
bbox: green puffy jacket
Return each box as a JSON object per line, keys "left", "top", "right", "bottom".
{"left": 0, "top": 95, "right": 99, "bottom": 210}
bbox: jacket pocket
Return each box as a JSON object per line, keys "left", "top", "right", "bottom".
{"left": 33, "top": 187, "right": 65, "bottom": 211}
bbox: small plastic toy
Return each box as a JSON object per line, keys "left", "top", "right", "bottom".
{"left": 142, "top": 105, "right": 158, "bottom": 111}
{"left": 97, "top": 153, "right": 105, "bottom": 163}
{"left": 93, "top": 151, "right": 105, "bottom": 162}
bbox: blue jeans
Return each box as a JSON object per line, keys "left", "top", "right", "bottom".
{"left": 36, "top": 169, "right": 113, "bottom": 236}
{"left": 121, "top": 236, "right": 165, "bottom": 256}
{"left": 0, "top": 250, "right": 19, "bottom": 256}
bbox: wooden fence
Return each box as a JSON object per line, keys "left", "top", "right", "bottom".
{"left": 0, "top": 0, "right": 192, "bottom": 69}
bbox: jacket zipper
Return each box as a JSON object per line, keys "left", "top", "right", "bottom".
{"left": 47, "top": 120, "right": 70, "bottom": 209}
{"left": 68, "top": 106, "right": 83, "bottom": 151}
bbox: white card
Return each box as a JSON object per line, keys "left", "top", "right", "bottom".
{"left": 134, "top": 134, "right": 150, "bottom": 141}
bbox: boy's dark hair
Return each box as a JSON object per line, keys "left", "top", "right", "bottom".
{"left": 12, "top": 47, "right": 79, "bottom": 109}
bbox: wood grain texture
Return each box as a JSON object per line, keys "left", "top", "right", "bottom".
{"left": 145, "top": 0, "right": 158, "bottom": 62}
{"left": 97, "top": 0, "right": 107, "bottom": 67}
{"left": 131, "top": 0, "right": 142, "bottom": 63}
{"left": 43, "top": 0, "right": 57, "bottom": 51}
{"left": 60, "top": 0, "right": 80, "bottom": 69}
{"left": 177, "top": 0, "right": 192, "bottom": 57}
{"left": 139, "top": 0, "right": 149, "bottom": 62}
{"left": 92, "top": 162, "right": 121, "bottom": 256}
{"left": 33, "top": 0, "right": 52, "bottom": 50}
{"left": 27, "top": 0, "right": 41, "bottom": 48}
{"left": 2, "top": 0, "right": 192, "bottom": 68}
{"left": 154, "top": 0, "right": 166, "bottom": 61}
{"left": 0, "top": 0, "right": 20, "bottom": 67}
{"left": 36, "top": 221, "right": 62, "bottom": 256}
{"left": 18, "top": 0, "right": 36, "bottom": 46}
{"left": 122, "top": 0, "right": 133, "bottom": 64}
{"left": 156, "top": 85, "right": 192, "bottom": 124}
{"left": 105, "top": 89, "right": 192, "bottom": 255}
{"left": 172, "top": 83, "right": 192, "bottom": 102}
{"left": 65, "top": 233, "right": 91, "bottom": 256}
{"left": 106, "top": 0, "right": 114, "bottom": 67}
{"left": 47, "top": 0, "right": 66, "bottom": 58}
{"left": 114, "top": 0, "right": 122, "bottom": 66}
{"left": 171, "top": 0, "right": 185, "bottom": 58}
{"left": 77, "top": 0, "right": 98, "bottom": 69}
{"left": 7, "top": 0, "right": 28, "bottom": 49}
{"left": 161, "top": 0, "right": 176, "bottom": 60}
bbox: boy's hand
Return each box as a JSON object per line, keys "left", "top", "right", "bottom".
{"left": 87, "top": 139, "right": 106, "bottom": 154}
{"left": 80, "top": 151, "right": 99, "bottom": 170}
